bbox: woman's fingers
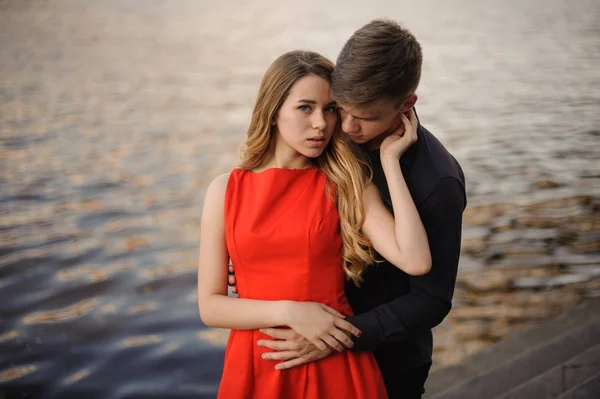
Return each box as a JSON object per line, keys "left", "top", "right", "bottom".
{"left": 402, "top": 109, "right": 418, "bottom": 136}
{"left": 400, "top": 114, "right": 417, "bottom": 143}
{"left": 319, "top": 304, "right": 346, "bottom": 318}
{"left": 318, "top": 304, "right": 361, "bottom": 339}
{"left": 259, "top": 328, "right": 297, "bottom": 340}
{"left": 400, "top": 113, "right": 412, "bottom": 132}
{"left": 333, "top": 318, "right": 362, "bottom": 338}
{"left": 322, "top": 334, "right": 344, "bottom": 352}
{"left": 329, "top": 328, "right": 354, "bottom": 349}
{"left": 408, "top": 107, "right": 418, "bottom": 127}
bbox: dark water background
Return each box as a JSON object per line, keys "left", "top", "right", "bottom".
{"left": 1, "top": 0, "right": 599, "bottom": 398}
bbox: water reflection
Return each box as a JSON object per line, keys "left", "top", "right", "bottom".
{"left": 126, "top": 302, "right": 158, "bottom": 315}
{"left": 0, "top": 331, "right": 19, "bottom": 344}
{"left": 0, "top": 365, "right": 38, "bottom": 384}
{"left": 63, "top": 369, "right": 91, "bottom": 385}
{"left": 119, "top": 335, "right": 162, "bottom": 349}
{"left": 57, "top": 262, "right": 136, "bottom": 283}
{"left": 22, "top": 298, "right": 99, "bottom": 325}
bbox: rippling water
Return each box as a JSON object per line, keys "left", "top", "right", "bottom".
{"left": 1, "top": 0, "right": 599, "bottom": 398}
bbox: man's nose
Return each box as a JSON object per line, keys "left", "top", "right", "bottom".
{"left": 341, "top": 114, "right": 359, "bottom": 134}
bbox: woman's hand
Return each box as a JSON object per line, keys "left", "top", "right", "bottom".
{"left": 379, "top": 108, "right": 418, "bottom": 161}
{"left": 282, "top": 301, "right": 361, "bottom": 352}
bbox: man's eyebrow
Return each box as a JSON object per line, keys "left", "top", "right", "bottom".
{"left": 360, "top": 113, "right": 379, "bottom": 119}
{"left": 338, "top": 106, "right": 378, "bottom": 119}
{"left": 348, "top": 111, "right": 379, "bottom": 119}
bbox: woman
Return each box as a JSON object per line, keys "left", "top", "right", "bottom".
{"left": 197, "top": 50, "right": 430, "bottom": 398}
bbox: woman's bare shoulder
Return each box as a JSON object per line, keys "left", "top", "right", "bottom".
{"left": 203, "top": 172, "right": 233, "bottom": 207}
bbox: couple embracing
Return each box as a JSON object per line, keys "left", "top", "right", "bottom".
{"left": 198, "top": 18, "right": 466, "bottom": 399}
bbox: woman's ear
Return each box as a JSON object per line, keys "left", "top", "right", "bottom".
{"left": 270, "top": 113, "right": 277, "bottom": 126}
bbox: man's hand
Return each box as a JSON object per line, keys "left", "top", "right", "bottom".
{"left": 228, "top": 264, "right": 238, "bottom": 294}
{"left": 258, "top": 328, "right": 335, "bottom": 370}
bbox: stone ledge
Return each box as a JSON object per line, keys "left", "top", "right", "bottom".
{"left": 496, "top": 344, "right": 600, "bottom": 398}
{"left": 425, "top": 297, "right": 600, "bottom": 398}
{"left": 556, "top": 374, "right": 600, "bottom": 399}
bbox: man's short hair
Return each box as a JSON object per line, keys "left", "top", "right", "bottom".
{"left": 332, "top": 19, "right": 423, "bottom": 107}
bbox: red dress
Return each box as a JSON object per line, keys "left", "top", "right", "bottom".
{"left": 219, "top": 167, "right": 388, "bottom": 399}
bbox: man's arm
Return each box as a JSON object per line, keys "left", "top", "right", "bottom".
{"left": 347, "top": 177, "right": 466, "bottom": 351}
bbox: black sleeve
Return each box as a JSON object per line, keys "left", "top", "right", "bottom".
{"left": 347, "top": 177, "right": 465, "bottom": 351}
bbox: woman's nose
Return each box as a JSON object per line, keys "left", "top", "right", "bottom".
{"left": 312, "top": 111, "right": 327, "bottom": 130}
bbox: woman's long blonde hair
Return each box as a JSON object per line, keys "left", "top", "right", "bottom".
{"left": 239, "top": 50, "right": 376, "bottom": 285}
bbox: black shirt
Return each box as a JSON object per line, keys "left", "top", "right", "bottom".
{"left": 345, "top": 120, "right": 467, "bottom": 377}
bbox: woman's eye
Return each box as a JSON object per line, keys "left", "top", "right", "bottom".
{"left": 298, "top": 105, "right": 311, "bottom": 112}
{"left": 324, "top": 106, "right": 338, "bottom": 113}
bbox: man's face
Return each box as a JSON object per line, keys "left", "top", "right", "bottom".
{"left": 339, "top": 96, "right": 414, "bottom": 149}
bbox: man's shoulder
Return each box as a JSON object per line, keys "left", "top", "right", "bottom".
{"left": 409, "top": 125, "right": 465, "bottom": 205}
{"left": 415, "top": 125, "right": 464, "bottom": 182}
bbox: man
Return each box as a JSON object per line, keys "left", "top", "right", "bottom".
{"left": 230, "top": 19, "right": 466, "bottom": 398}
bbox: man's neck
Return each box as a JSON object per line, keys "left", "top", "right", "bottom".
{"left": 365, "top": 132, "right": 390, "bottom": 151}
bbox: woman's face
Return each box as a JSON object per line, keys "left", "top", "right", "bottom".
{"left": 273, "top": 74, "right": 338, "bottom": 159}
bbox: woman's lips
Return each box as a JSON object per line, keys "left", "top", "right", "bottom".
{"left": 307, "top": 137, "right": 326, "bottom": 147}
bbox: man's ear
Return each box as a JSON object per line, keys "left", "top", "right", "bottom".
{"left": 400, "top": 93, "right": 418, "bottom": 114}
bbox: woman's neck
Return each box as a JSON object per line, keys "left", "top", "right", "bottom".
{"left": 259, "top": 138, "right": 314, "bottom": 171}
{"left": 258, "top": 157, "right": 313, "bottom": 171}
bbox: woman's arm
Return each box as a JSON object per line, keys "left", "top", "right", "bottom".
{"left": 197, "top": 173, "right": 361, "bottom": 351}
{"left": 197, "top": 173, "right": 289, "bottom": 329}
{"left": 361, "top": 110, "right": 432, "bottom": 276}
